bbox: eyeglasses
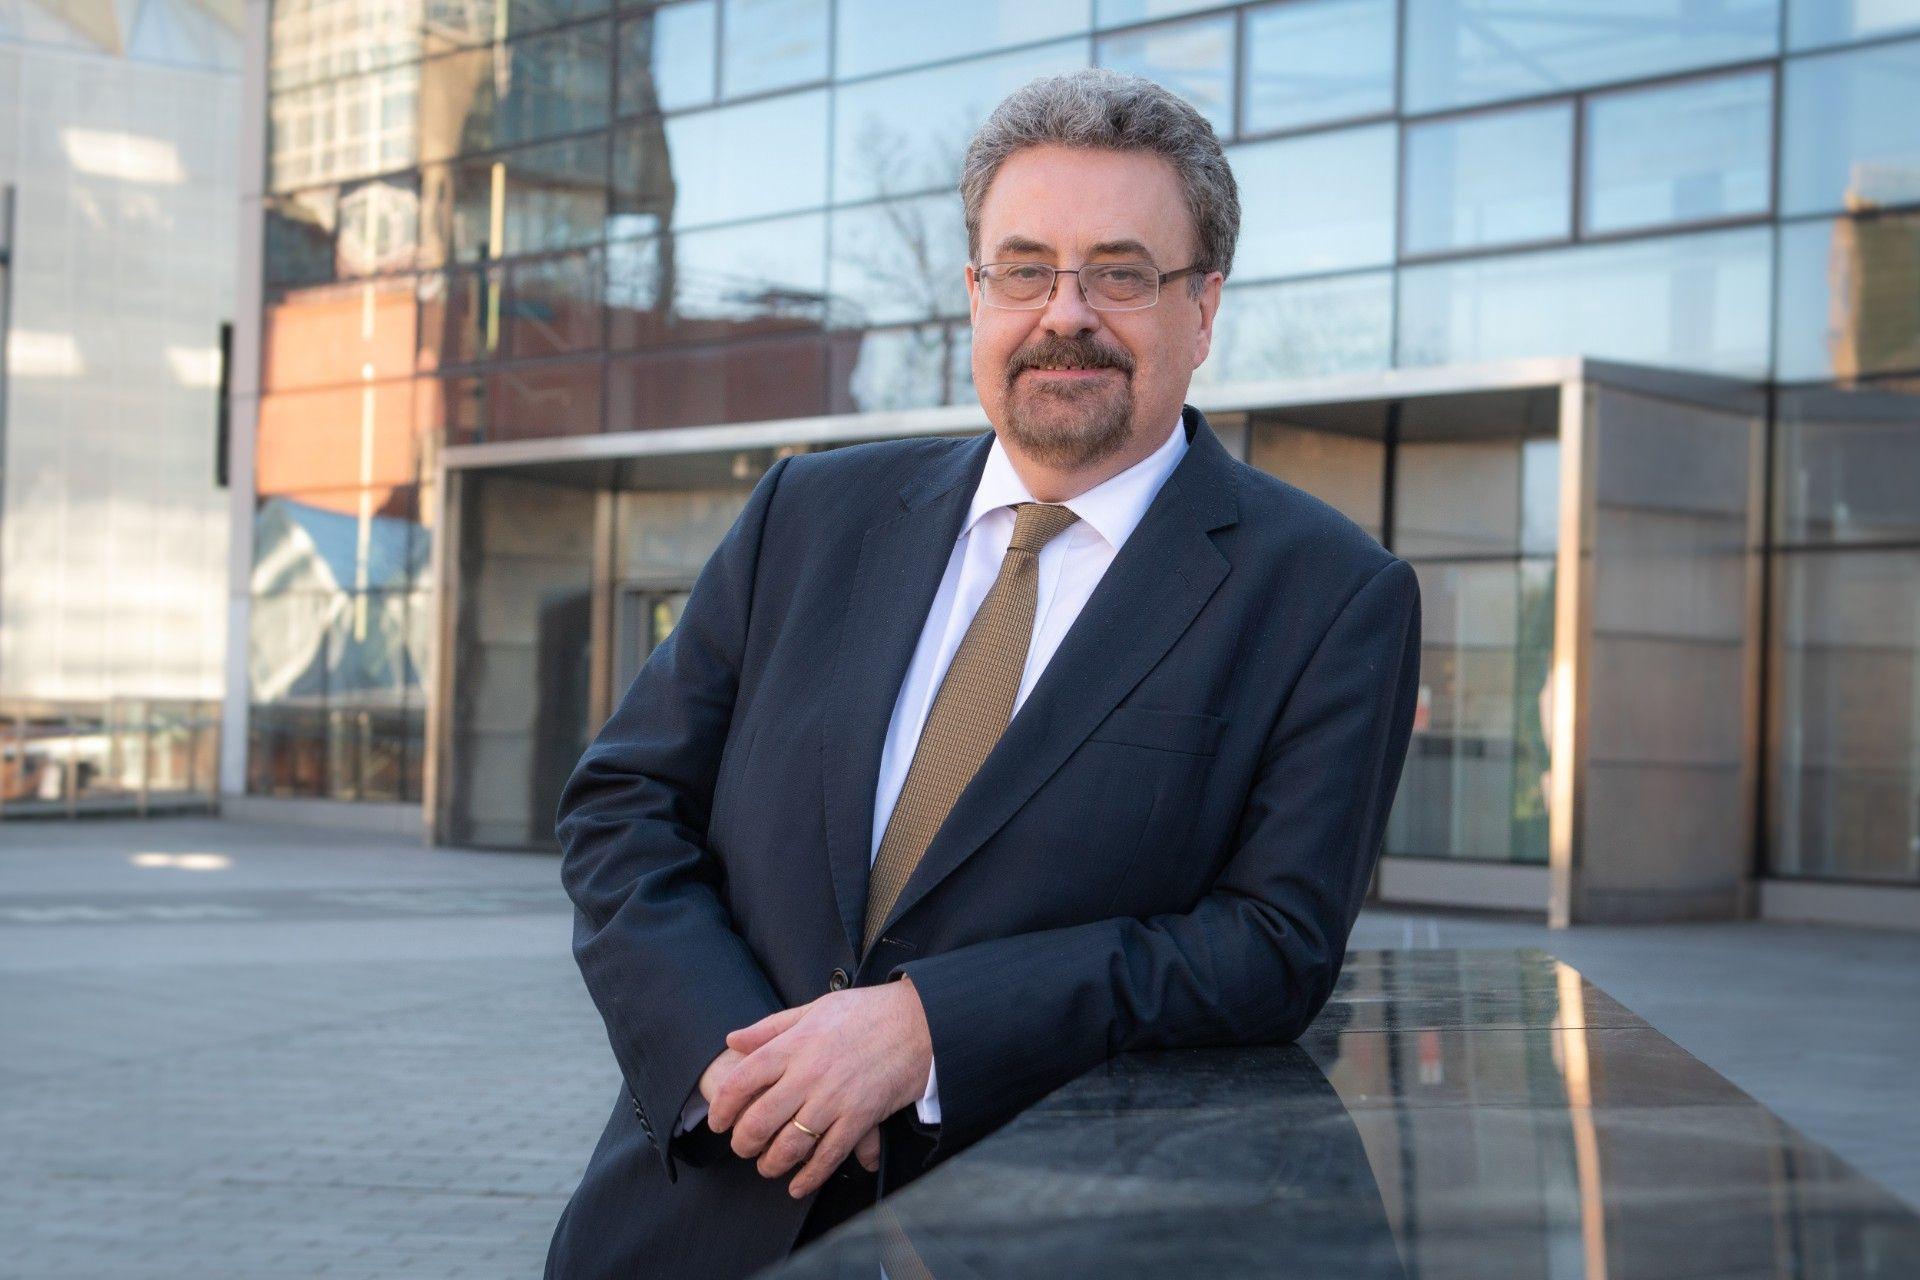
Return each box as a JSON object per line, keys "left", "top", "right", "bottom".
{"left": 974, "top": 261, "right": 1201, "bottom": 312}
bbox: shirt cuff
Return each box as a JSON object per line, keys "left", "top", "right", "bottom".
{"left": 913, "top": 1055, "right": 941, "bottom": 1125}
{"left": 676, "top": 1091, "right": 710, "bottom": 1138}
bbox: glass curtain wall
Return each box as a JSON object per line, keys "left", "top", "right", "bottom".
{"left": 258, "top": 0, "right": 1920, "bottom": 878}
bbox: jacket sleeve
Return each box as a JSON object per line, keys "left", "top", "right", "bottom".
{"left": 554, "top": 454, "right": 795, "bottom": 1182}
{"left": 893, "top": 556, "right": 1422, "bottom": 1154}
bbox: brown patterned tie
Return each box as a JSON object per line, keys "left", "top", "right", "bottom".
{"left": 862, "top": 501, "right": 1081, "bottom": 953}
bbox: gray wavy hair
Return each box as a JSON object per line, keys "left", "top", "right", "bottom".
{"left": 959, "top": 67, "right": 1241, "bottom": 295}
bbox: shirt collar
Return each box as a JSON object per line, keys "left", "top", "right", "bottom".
{"left": 963, "top": 415, "right": 1189, "bottom": 553}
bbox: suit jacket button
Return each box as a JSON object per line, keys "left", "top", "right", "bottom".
{"left": 829, "top": 968, "right": 849, "bottom": 991}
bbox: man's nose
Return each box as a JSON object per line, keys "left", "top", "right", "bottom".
{"left": 1038, "top": 270, "right": 1101, "bottom": 336}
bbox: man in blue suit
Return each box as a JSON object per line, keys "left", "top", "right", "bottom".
{"left": 546, "top": 68, "right": 1422, "bottom": 1279}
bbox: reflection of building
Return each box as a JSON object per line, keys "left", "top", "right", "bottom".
{"left": 232, "top": 2, "right": 1920, "bottom": 927}
{"left": 0, "top": 0, "right": 240, "bottom": 815}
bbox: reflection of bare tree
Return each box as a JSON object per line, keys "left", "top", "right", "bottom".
{"left": 833, "top": 116, "right": 969, "bottom": 407}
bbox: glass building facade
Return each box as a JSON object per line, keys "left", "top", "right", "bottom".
{"left": 241, "top": 0, "right": 1920, "bottom": 911}
{"left": 1, "top": 0, "right": 238, "bottom": 815}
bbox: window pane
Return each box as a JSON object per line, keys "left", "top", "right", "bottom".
{"left": 832, "top": 40, "right": 1089, "bottom": 205}
{"left": 835, "top": 0, "right": 1091, "bottom": 80}
{"left": 483, "top": 358, "right": 605, "bottom": 440}
{"left": 1386, "top": 558, "right": 1556, "bottom": 864}
{"left": 1230, "top": 124, "right": 1397, "bottom": 280}
{"left": 618, "top": 2, "right": 716, "bottom": 116}
{"left": 1583, "top": 70, "right": 1773, "bottom": 236}
{"left": 422, "top": 135, "right": 609, "bottom": 264}
{"left": 722, "top": 0, "right": 829, "bottom": 96}
{"left": 1772, "top": 550, "right": 1920, "bottom": 884}
{"left": 1788, "top": 0, "right": 1920, "bottom": 50}
{"left": 607, "top": 333, "right": 830, "bottom": 428}
{"left": 1399, "top": 225, "right": 1773, "bottom": 378}
{"left": 1404, "top": 103, "right": 1572, "bottom": 256}
{"left": 1095, "top": 13, "right": 1234, "bottom": 137}
{"left": 1782, "top": 38, "right": 1920, "bottom": 217}
{"left": 507, "top": 248, "right": 604, "bottom": 358}
{"left": 253, "top": 489, "right": 428, "bottom": 595}
{"left": 1243, "top": 0, "right": 1395, "bottom": 134}
{"left": 828, "top": 193, "right": 969, "bottom": 327}
{"left": 661, "top": 90, "right": 829, "bottom": 228}
{"left": 1095, "top": 0, "right": 1220, "bottom": 24}
{"left": 829, "top": 322, "right": 974, "bottom": 413}
{"left": 1775, "top": 381, "right": 1920, "bottom": 546}
{"left": 269, "top": 65, "right": 420, "bottom": 192}
{"left": 607, "top": 212, "right": 829, "bottom": 347}
{"left": 271, "top": 0, "right": 423, "bottom": 93}
{"left": 1191, "top": 272, "right": 1394, "bottom": 385}
{"left": 420, "top": 23, "right": 611, "bottom": 163}
{"left": 1776, "top": 212, "right": 1920, "bottom": 382}
{"left": 265, "top": 188, "right": 340, "bottom": 286}
{"left": 422, "top": 0, "right": 610, "bottom": 47}
{"left": 1404, "top": 0, "right": 1781, "bottom": 114}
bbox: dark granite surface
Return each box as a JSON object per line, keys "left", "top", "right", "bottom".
{"left": 764, "top": 949, "right": 1920, "bottom": 1279}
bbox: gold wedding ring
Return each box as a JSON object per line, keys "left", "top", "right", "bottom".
{"left": 789, "top": 1118, "right": 822, "bottom": 1139}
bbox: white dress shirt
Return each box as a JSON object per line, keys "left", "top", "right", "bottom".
{"left": 678, "top": 416, "right": 1189, "bottom": 1138}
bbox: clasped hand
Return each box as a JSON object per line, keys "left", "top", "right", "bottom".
{"left": 702, "top": 977, "right": 933, "bottom": 1199}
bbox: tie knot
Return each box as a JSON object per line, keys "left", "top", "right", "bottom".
{"left": 1008, "top": 502, "right": 1080, "bottom": 554}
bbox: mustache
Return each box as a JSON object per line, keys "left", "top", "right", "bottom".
{"left": 1007, "top": 337, "right": 1135, "bottom": 383}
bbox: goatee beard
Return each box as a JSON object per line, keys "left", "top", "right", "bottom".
{"left": 1002, "top": 383, "right": 1134, "bottom": 471}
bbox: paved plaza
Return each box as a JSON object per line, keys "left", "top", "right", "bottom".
{"left": 2, "top": 816, "right": 1916, "bottom": 1277}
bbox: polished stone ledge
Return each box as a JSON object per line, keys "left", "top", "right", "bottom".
{"left": 766, "top": 949, "right": 1920, "bottom": 1279}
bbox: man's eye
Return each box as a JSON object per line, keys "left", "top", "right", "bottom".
{"left": 1098, "top": 267, "right": 1150, "bottom": 286}
{"left": 1003, "top": 265, "right": 1050, "bottom": 282}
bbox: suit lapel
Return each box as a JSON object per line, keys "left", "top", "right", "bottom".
{"left": 821, "top": 432, "right": 995, "bottom": 959}
{"left": 867, "top": 404, "right": 1242, "bottom": 950}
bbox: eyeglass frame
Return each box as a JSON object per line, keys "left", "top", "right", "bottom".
{"left": 970, "top": 260, "right": 1205, "bottom": 312}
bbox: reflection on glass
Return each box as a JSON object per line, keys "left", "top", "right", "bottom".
{"left": 1775, "top": 212, "right": 1920, "bottom": 383}
{"left": 1192, "top": 272, "right": 1393, "bottom": 386}
{"left": 422, "top": 134, "right": 608, "bottom": 264}
{"left": 1231, "top": 124, "right": 1397, "bottom": 279}
{"left": 835, "top": 0, "right": 1091, "bottom": 80}
{"left": 418, "top": 23, "right": 611, "bottom": 163}
{"left": 483, "top": 358, "right": 605, "bottom": 439}
{"left": 606, "top": 334, "right": 830, "bottom": 429}
{"left": 417, "top": 265, "right": 504, "bottom": 369}
{"left": 1775, "top": 381, "right": 1920, "bottom": 544}
{"left": 1095, "top": 0, "right": 1220, "bottom": 24}
{"left": 256, "top": 382, "right": 423, "bottom": 492}
{"left": 271, "top": 0, "right": 424, "bottom": 94}
{"left": 722, "top": 0, "right": 829, "bottom": 96}
{"left": 338, "top": 175, "right": 422, "bottom": 275}
{"left": 617, "top": 2, "right": 716, "bottom": 116}
{"left": 830, "top": 321, "right": 973, "bottom": 413}
{"left": 1583, "top": 70, "right": 1772, "bottom": 236}
{"left": 1399, "top": 226, "right": 1772, "bottom": 378}
{"left": 421, "top": 0, "right": 611, "bottom": 49}
{"left": 1403, "top": 103, "right": 1572, "bottom": 256}
{"left": 508, "top": 248, "right": 604, "bottom": 358}
{"left": 1788, "top": 0, "right": 1920, "bottom": 50}
{"left": 1387, "top": 558, "right": 1555, "bottom": 863}
{"left": 1773, "top": 551, "right": 1920, "bottom": 883}
{"left": 662, "top": 90, "right": 829, "bottom": 228}
{"left": 252, "top": 488, "right": 430, "bottom": 596}
{"left": 831, "top": 40, "right": 1089, "bottom": 205}
{"left": 262, "top": 280, "right": 419, "bottom": 392}
{"left": 1248, "top": 418, "right": 1386, "bottom": 537}
{"left": 1782, "top": 37, "right": 1920, "bottom": 217}
{"left": 1397, "top": 435, "right": 1559, "bottom": 558}
{"left": 827, "top": 193, "right": 969, "bottom": 327}
{"left": 1403, "top": 0, "right": 1781, "bottom": 114}
{"left": 269, "top": 65, "right": 421, "bottom": 192}
{"left": 1242, "top": 0, "right": 1395, "bottom": 134}
{"left": 265, "top": 188, "right": 340, "bottom": 287}
{"left": 1095, "top": 13, "right": 1235, "bottom": 136}
{"left": 607, "top": 212, "right": 829, "bottom": 347}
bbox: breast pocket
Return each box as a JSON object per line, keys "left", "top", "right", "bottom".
{"left": 1086, "top": 706, "right": 1228, "bottom": 757}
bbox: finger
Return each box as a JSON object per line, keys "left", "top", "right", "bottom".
{"left": 708, "top": 1041, "right": 792, "bottom": 1133}
{"left": 788, "top": 1113, "right": 864, "bottom": 1200}
{"left": 726, "top": 1004, "right": 809, "bottom": 1055}
{"left": 732, "top": 1075, "right": 807, "bottom": 1163}
{"left": 756, "top": 1107, "right": 825, "bottom": 1179}
{"left": 855, "top": 1127, "right": 881, "bottom": 1172}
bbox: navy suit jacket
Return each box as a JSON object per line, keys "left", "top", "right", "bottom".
{"left": 545, "top": 404, "right": 1422, "bottom": 1279}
